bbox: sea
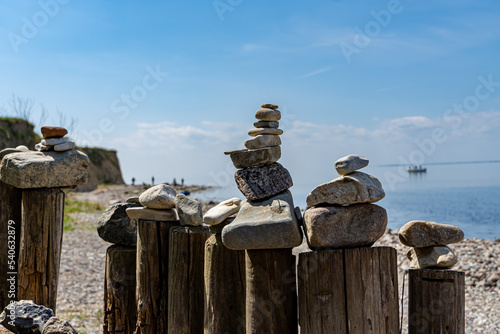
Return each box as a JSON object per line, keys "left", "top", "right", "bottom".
{"left": 195, "top": 162, "right": 500, "bottom": 240}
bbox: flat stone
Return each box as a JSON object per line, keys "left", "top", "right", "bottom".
{"left": 0, "top": 150, "right": 89, "bottom": 189}
{"left": 225, "top": 146, "right": 281, "bottom": 169}
{"left": 139, "top": 184, "right": 177, "bottom": 209}
{"left": 0, "top": 148, "right": 23, "bottom": 160}
{"left": 244, "top": 135, "right": 281, "bottom": 149}
{"left": 0, "top": 300, "right": 54, "bottom": 334}
{"left": 334, "top": 154, "right": 369, "bottom": 175}
{"left": 175, "top": 194, "right": 203, "bottom": 226}
{"left": 41, "top": 126, "right": 67, "bottom": 139}
{"left": 234, "top": 162, "right": 293, "bottom": 201}
{"left": 41, "top": 137, "right": 68, "bottom": 146}
{"left": 203, "top": 197, "right": 242, "bottom": 225}
{"left": 261, "top": 103, "right": 278, "bottom": 109}
{"left": 41, "top": 317, "right": 77, "bottom": 334}
{"left": 306, "top": 171, "right": 385, "bottom": 207}
{"left": 53, "top": 141, "right": 75, "bottom": 152}
{"left": 97, "top": 203, "right": 142, "bottom": 246}
{"left": 407, "top": 246, "right": 458, "bottom": 269}
{"left": 126, "top": 207, "right": 178, "bottom": 221}
{"left": 303, "top": 204, "right": 387, "bottom": 249}
{"left": 248, "top": 128, "right": 283, "bottom": 137}
{"left": 255, "top": 108, "right": 281, "bottom": 121}
{"left": 399, "top": 221, "right": 464, "bottom": 247}
{"left": 221, "top": 190, "right": 302, "bottom": 250}
{"left": 15, "top": 146, "right": 29, "bottom": 151}
{"left": 253, "top": 121, "right": 279, "bottom": 128}
{"left": 126, "top": 196, "right": 140, "bottom": 204}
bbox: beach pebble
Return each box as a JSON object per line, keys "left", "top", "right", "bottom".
{"left": 15, "top": 145, "right": 29, "bottom": 151}
{"left": 225, "top": 146, "right": 281, "bottom": 169}
{"left": 303, "top": 204, "right": 387, "bottom": 249}
{"left": 139, "top": 184, "right": 177, "bottom": 209}
{"left": 255, "top": 108, "right": 281, "bottom": 121}
{"left": 41, "top": 126, "right": 68, "bottom": 139}
{"left": 248, "top": 128, "right": 283, "bottom": 137}
{"left": 399, "top": 221, "right": 464, "bottom": 247}
{"left": 97, "top": 202, "right": 142, "bottom": 246}
{"left": 203, "top": 197, "right": 242, "bottom": 225}
{"left": 0, "top": 300, "right": 54, "bottom": 334}
{"left": 175, "top": 194, "right": 203, "bottom": 226}
{"left": 306, "top": 171, "right": 385, "bottom": 207}
{"left": 42, "top": 137, "right": 68, "bottom": 146}
{"left": 41, "top": 316, "right": 78, "bottom": 334}
{"left": 126, "top": 196, "right": 140, "bottom": 204}
{"left": 244, "top": 134, "right": 281, "bottom": 149}
{"left": 54, "top": 140, "right": 76, "bottom": 152}
{"left": 261, "top": 103, "right": 278, "bottom": 109}
{"left": 253, "top": 121, "right": 279, "bottom": 128}
{"left": 407, "top": 246, "right": 458, "bottom": 269}
{"left": 234, "top": 162, "right": 293, "bottom": 201}
{"left": 334, "top": 154, "right": 369, "bottom": 175}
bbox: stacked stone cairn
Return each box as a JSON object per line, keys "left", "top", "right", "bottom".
{"left": 35, "top": 126, "right": 76, "bottom": 152}
{"left": 303, "top": 154, "right": 387, "bottom": 249}
{"left": 220, "top": 103, "right": 302, "bottom": 250}
{"left": 399, "top": 220, "right": 464, "bottom": 269}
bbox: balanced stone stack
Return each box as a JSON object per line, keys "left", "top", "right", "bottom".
{"left": 35, "top": 126, "right": 76, "bottom": 152}
{"left": 399, "top": 220, "right": 464, "bottom": 269}
{"left": 221, "top": 103, "right": 302, "bottom": 250}
{"left": 303, "top": 154, "right": 387, "bottom": 249}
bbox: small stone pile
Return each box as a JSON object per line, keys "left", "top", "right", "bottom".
{"left": 220, "top": 103, "right": 302, "bottom": 250}
{"left": 399, "top": 220, "right": 464, "bottom": 269}
{"left": 35, "top": 126, "right": 76, "bottom": 152}
{"left": 303, "top": 154, "right": 387, "bottom": 249}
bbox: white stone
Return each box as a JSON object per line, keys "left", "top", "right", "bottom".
{"left": 54, "top": 141, "right": 76, "bottom": 152}
{"left": 334, "top": 154, "right": 369, "bottom": 175}
{"left": 42, "top": 137, "right": 68, "bottom": 146}
{"left": 203, "top": 197, "right": 242, "bottom": 225}
{"left": 139, "top": 184, "right": 177, "bottom": 209}
{"left": 15, "top": 145, "right": 29, "bottom": 151}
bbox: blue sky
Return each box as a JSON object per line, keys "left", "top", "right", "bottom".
{"left": 1, "top": 0, "right": 500, "bottom": 189}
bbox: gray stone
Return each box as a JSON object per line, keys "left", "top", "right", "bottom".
{"left": 303, "top": 204, "right": 387, "bottom": 249}
{"left": 203, "top": 197, "right": 242, "bottom": 225}
{"left": 175, "top": 194, "right": 202, "bottom": 226}
{"left": 53, "top": 141, "right": 75, "bottom": 152}
{"left": 306, "top": 171, "right": 385, "bottom": 207}
{"left": 126, "top": 207, "right": 178, "bottom": 221}
{"left": 0, "top": 300, "right": 54, "bottom": 334}
{"left": 41, "top": 138, "right": 67, "bottom": 146}
{"left": 0, "top": 148, "right": 23, "bottom": 160}
{"left": 97, "top": 203, "right": 142, "bottom": 246}
{"left": 41, "top": 317, "right": 77, "bottom": 334}
{"left": 244, "top": 135, "right": 281, "bottom": 149}
{"left": 0, "top": 150, "right": 89, "bottom": 189}
{"left": 221, "top": 190, "right": 302, "bottom": 250}
{"left": 225, "top": 146, "right": 281, "bottom": 169}
{"left": 407, "top": 246, "right": 458, "bottom": 269}
{"left": 253, "top": 121, "right": 279, "bottom": 128}
{"left": 234, "top": 162, "right": 293, "bottom": 201}
{"left": 139, "top": 184, "right": 177, "bottom": 209}
{"left": 261, "top": 103, "right": 278, "bottom": 109}
{"left": 15, "top": 146, "right": 29, "bottom": 151}
{"left": 255, "top": 108, "right": 281, "bottom": 121}
{"left": 248, "top": 128, "right": 283, "bottom": 137}
{"left": 125, "top": 196, "right": 140, "bottom": 204}
{"left": 334, "top": 154, "right": 369, "bottom": 175}
{"left": 399, "top": 221, "right": 464, "bottom": 247}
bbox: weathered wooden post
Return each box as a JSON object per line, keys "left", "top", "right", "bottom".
{"left": 126, "top": 206, "right": 179, "bottom": 334}
{"left": 408, "top": 269, "right": 465, "bottom": 334}
{"left": 0, "top": 146, "right": 89, "bottom": 312}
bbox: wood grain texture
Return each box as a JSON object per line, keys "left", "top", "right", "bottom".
{"left": 203, "top": 234, "right": 246, "bottom": 334}
{"left": 168, "top": 226, "right": 211, "bottom": 334}
{"left": 0, "top": 181, "right": 22, "bottom": 310}
{"left": 135, "top": 219, "right": 178, "bottom": 334}
{"left": 245, "top": 248, "right": 297, "bottom": 334}
{"left": 408, "top": 269, "right": 465, "bottom": 334}
{"left": 104, "top": 245, "right": 137, "bottom": 334}
{"left": 17, "top": 188, "right": 65, "bottom": 312}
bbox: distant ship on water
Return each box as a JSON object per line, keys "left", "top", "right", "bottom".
{"left": 407, "top": 165, "right": 427, "bottom": 173}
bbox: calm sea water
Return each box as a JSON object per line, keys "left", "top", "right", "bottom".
{"left": 195, "top": 163, "right": 500, "bottom": 240}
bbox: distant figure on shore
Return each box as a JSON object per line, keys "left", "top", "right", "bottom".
{"left": 152, "top": 176, "right": 155, "bottom": 186}
{"left": 181, "top": 178, "right": 184, "bottom": 186}
{"left": 173, "top": 178, "right": 177, "bottom": 186}
{"left": 132, "top": 177, "right": 135, "bottom": 185}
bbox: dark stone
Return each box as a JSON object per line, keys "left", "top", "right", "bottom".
{"left": 97, "top": 203, "right": 142, "bottom": 246}
{"left": 234, "top": 162, "right": 293, "bottom": 201}
{"left": 0, "top": 300, "right": 54, "bottom": 334}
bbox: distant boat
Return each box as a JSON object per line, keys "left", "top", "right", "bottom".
{"left": 407, "top": 165, "right": 427, "bottom": 173}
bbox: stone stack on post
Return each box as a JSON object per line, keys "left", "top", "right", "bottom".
{"left": 399, "top": 221, "right": 465, "bottom": 334}
{"left": 299, "top": 154, "right": 399, "bottom": 333}
{"left": 98, "top": 201, "right": 142, "bottom": 334}
{"left": 125, "top": 184, "right": 179, "bottom": 334}
{"left": 0, "top": 126, "right": 89, "bottom": 312}
{"left": 222, "top": 103, "right": 302, "bottom": 334}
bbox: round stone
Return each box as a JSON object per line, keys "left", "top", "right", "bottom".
{"left": 41, "top": 126, "right": 68, "bottom": 139}
{"left": 248, "top": 128, "right": 283, "bottom": 137}
{"left": 261, "top": 103, "right": 278, "bottom": 109}
{"left": 253, "top": 121, "right": 279, "bottom": 128}
{"left": 255, "top": 108, "right": 281, "bottom": 121}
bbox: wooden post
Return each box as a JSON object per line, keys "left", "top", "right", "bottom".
{"left": 204, "top": 233, "right": 246, "bottom": 334}
{"left": 0, "top": 181, "right": 22, "bottom": 310}
{"left": 103, "top": 245, "right": 137, "bottom": 334}
{"left": 17, "top": 188, "right": 65, "bottom": 312}
{"left": 298, "top": 247, "right": 399, "bottom": 334}
{"left": 408, "top": 269, "right": 465, "bottom": 334}
{"left": 245, "top": 248, "right": 297, "bottom": 334}
{"left": 168, "top": 226, "right": 211, "bottom": 334}
{"left": 135, "top": 218, "right": 178, "bottom": 334}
